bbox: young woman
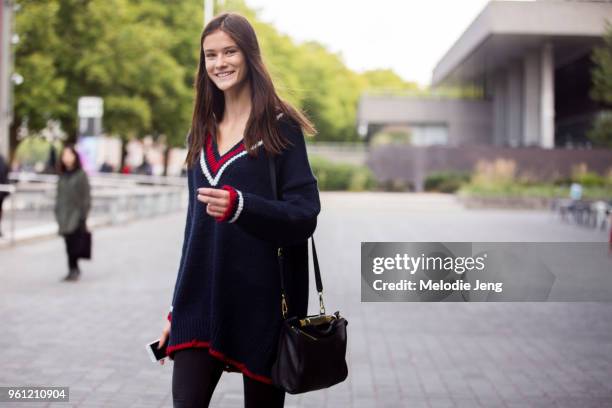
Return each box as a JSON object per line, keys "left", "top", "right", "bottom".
{"left": 158, "top": 12, "right": 321, "bottom": 408}
{"left": 54, "top": 145, "right": 91, "bottom": 281}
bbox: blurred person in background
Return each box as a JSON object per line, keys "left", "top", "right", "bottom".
{"left": 43, "top": 146, "right": 58, "bottom": 175}
{"left": 99, "top": 161, "right": 113, "bottom": 173}
{"left": 54, "top": 145, "right": 91, "bottom": 281}
{"left": 0, "top": 154, "right": 10, "bottom": 237}
{"left": 134, "top": 157, "right": 153, "bottom": 175}
{"left": 120, "top": 163, "right": 131, "bottom": 174}
{"left": 570, "top": 182, "right": 583, "bottom": 201}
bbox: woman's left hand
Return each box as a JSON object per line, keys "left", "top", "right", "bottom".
{"left": 197, "top": 187, "right": 230, "bottom": 218}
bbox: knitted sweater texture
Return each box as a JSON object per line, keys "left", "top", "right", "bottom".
{"left": 166, "top": 116, "right": 320, "bottom": 384}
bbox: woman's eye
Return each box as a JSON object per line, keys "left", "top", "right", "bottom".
{"left": 226, "top": 49, "right": 236, "bottom": 55}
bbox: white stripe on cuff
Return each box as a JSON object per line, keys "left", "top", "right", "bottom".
{"left": 228, "top": 190, "right": 244, "bottom": 223}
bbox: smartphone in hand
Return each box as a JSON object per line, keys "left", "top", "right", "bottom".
{"left": 146, "top": 339, "right": 168, "bottom": 363}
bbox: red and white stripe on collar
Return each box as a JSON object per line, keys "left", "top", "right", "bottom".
{"left": 199, "top": 136, "right": 263, "bottom": 186}
{"left": 199, "top": 112, "right": 283, "bottom": 186}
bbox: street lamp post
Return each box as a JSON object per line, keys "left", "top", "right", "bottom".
{"left": 204, "top": 0, "right": 214, "bottom": 26}
{"left": 204, "top": 0, "right": 226, "bottom": 26}
{"left": 0, "top": 0, "right": 14, "bottom": 160}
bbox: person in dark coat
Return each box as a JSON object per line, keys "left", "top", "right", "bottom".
{"left": 0, "top": 154, "right": 10, "bottom": 237}
{"left": 43, "top": 145, "right": 58, "bottom": 175}
{"left": 134, "top": 158, "right": 153, "bottom": 175}
{"left": 98, "top": 161, "right": 113, "bottom": 173}
{"left": 157, "top": 12, "right": 320, "bottom": 408}
{"left": 54, "top": 145, "right": 91, "bottom": 281}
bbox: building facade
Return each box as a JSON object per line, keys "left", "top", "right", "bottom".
{"left": 358, "top": 0, "right": 612, "bottom": 149}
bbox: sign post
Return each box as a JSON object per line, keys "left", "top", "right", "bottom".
{"left": 77, "top": 96, "right": 104, "bottom": 173}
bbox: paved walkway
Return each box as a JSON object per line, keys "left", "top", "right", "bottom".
{"left": 0, "top": 192, "right": 610, "bottom": 408}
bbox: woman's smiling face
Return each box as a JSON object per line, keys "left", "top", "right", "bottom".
{"left": 203, "top": 30, "right": 248, "bottom": 92}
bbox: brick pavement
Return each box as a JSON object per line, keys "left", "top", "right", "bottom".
{"left": 0, "top": 192, "right": 611, "bottom": 408}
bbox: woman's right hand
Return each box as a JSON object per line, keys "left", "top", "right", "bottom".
{"left": 158, "top": 319, "right": 171, "bottom": 365}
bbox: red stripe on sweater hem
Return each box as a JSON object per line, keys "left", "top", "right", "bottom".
{"left": 166, "top": 340, "right": 274, "bottom": 385}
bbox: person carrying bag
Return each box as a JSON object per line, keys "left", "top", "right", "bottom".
{"left": 55, "top": 145, "right": 91, "bottom": 282}
{"left": 268, "top": 155, "right": 349, "bottom": 393}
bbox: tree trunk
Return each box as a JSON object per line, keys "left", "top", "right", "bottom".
{"left": 162, "top": 145, "right": 171, "bottom": 177}
{"left": 120, "top": 137, "right": 128, "bottom": 172}
{"left": 8, "top": 118, "right": 20, "bottom": 167}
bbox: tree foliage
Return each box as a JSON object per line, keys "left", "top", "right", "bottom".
{"left": 589, "top": 22, "right": 612, "bottom": 148}
{"left": 14, "top": 0, "right": 195, "bottom": 149}
{"left": 13, "top": 0, "right": 417, "bottom": 153}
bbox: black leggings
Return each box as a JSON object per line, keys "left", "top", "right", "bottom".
{"left": 172, "top": 348, "right": 285, "bottom": 408}
{"left": 63, "top": 231, "right": 80, "bottom": 269}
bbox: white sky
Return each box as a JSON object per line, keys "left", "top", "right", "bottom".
{"left": 244, "top": 0, "right": 491, "bottom": 86}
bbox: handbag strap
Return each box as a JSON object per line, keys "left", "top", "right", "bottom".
{"left": 268, "top": 154, "right": 325, "bottom": 317}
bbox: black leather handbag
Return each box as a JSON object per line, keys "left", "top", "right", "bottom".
{"left": 75, "top": 220, "right": 92, "bottom": 260}
{"left": 268, "top": 155, "right": 348, "bottom": 394}
{"left": 76, "top": 228, "right": 92, "bottom": 260}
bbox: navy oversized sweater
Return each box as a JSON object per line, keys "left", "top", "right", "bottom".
{"left": 166, "top": 115, "right": 321, "bottom": 384}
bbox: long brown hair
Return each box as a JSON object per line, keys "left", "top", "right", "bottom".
{"left": 185, "top": 12, "right": 316, "bottom": 166}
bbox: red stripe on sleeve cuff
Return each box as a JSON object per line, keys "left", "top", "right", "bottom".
{"left": 216, "top": 185, "right": 239, "bottom": 222}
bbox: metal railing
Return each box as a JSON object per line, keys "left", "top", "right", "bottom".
{"left": 0, "top": 172, "right": 188, "bottom": 246}
{"left": 0, "top": 184, "right": 17, "bottom": 245}
{"left": 551, "top": 198, "right": 612, "bottom": 231}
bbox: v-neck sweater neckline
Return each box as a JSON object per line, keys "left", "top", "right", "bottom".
{"left": 212, "top": 133, "right": 244, "bottom": 158}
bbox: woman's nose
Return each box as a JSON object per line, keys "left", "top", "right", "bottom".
{"left": 216, "top": 55, "right": 227, "bottom": 69}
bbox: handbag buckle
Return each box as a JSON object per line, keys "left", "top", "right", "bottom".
{"left": 281, "top": 293, "right": 288, "bottom": 319}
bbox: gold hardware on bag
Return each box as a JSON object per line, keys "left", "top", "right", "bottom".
{"left": 318, "top": 291, "right": 326, "bottom": 315}
{"left": 298, "top": 314, "right": 336, "bottom": 327}
{"left": 281, "top": 294, "right": 288, "bottom": 319}
{"left": 277, "top": 247, "right": 283, "bottom": 257}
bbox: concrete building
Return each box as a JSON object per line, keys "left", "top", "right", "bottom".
{"left": 357, "top": 95, "right": 493, "bottom": 146}
{"left": 358, "top": 0, "right": 612, "bottom": 148}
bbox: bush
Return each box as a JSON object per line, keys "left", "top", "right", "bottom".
{"left": 575, "top": 172, "right": 605, "bottom": 187}
{"left": 570, "top": 163, "right": 606, "bottom": 187}
{"left": 378, "top": 179, "right": 413, "bottom": 192}
{"left": 15, "top": 137, "right": 56, "bottom": 167}
{"left": 470, "top": 158, "right": 516, "bottom": 189}
{"left": 424, "top": 171, "right": 470, "bottom": 193}
{"left": 309, "top": 156, "right": 377, "bottom": 191}
{"left": 370, "top": 130, "right": 411, "bottom": 147}
{"left": 455, "top": 159, "right": 612, "bottom": 199}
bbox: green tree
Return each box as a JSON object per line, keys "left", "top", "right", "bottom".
{"left": 589, "top": 22, "right": 612, "bottom": 148}
{"left": 53, "top": 0, "right": 193, "bottom": 167}
{"left": 12, "top": 0, "right": 421, "bottom": 164}
{"left": 10, "top": 1, "right": 68, "bottom": 161}
{"left": 13, "top": 0, "right": 195, "bottom": 170}
{"left": 361, "top": 69, "right": 419, "bottom": 91}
